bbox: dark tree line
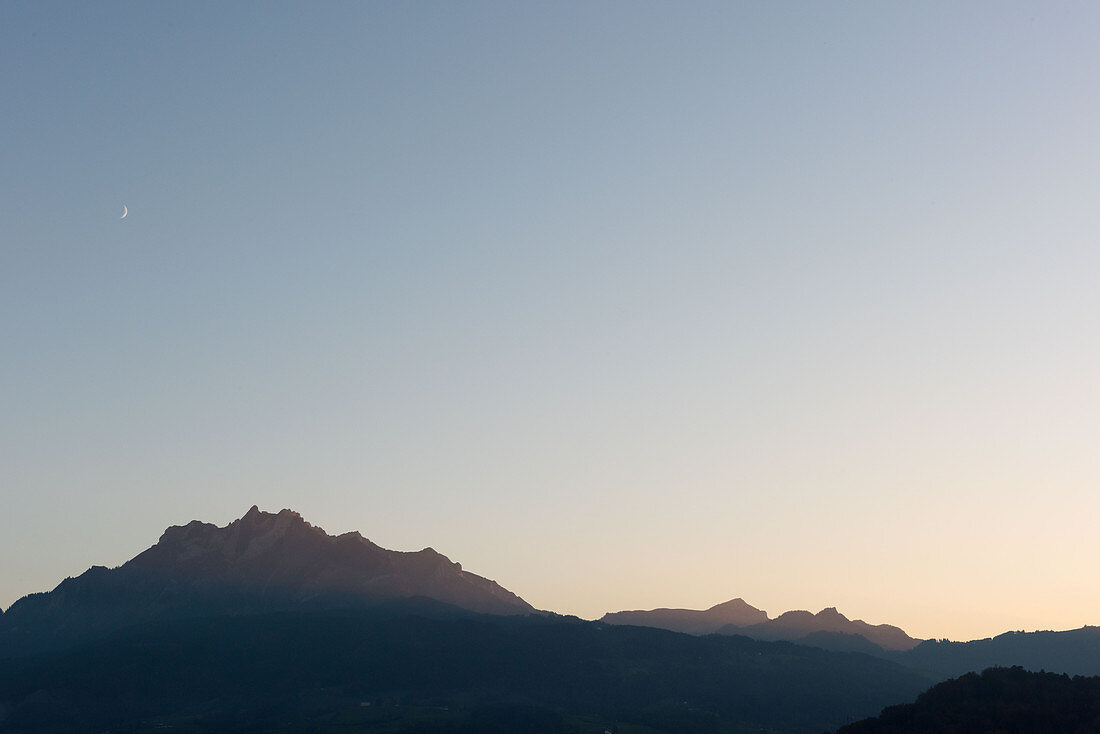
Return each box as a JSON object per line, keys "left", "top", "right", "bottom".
{"left": 835, "top": 666, "right": 1100, "bottom": 734}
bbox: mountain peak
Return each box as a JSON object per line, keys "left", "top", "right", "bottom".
{"left": 816, "top": 607, "right": 848, "bottom": 621}
{"left": 708, "top": 597, "right": 751, "bottom": 610}
{"left": 601, "top": 597, "right": 767, "bottom": 634}
{"left": 1, "top": 506, "right": 536, "bottom": 656}
{"left": 605, "top": 599, "right": 920, "bottom": 651}
{"left": 239, "top": 505, "right": 307, "bottom": 526}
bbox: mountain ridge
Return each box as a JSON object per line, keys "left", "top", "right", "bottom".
{"left": 0, "top": 607, "right": 935, "bottom": 734}
{"left": 601, "top": 597, "right": 768, "bottom": 635}
{"left": 728, "top": 605, "right": 920, "bottom": 651}
{"left": 0, "top": 505, "right": 535, "bottom": 657}
{"left": 602, "top": 599, "right": 921, "bottom": 651}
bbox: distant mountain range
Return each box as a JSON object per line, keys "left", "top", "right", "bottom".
{"left": 4, "top": 506, "right": 1100, "bottom": 733}
{"left": 601, "top": 597, "right": 768, "bottom": 635}
{"left": 0, "top": 505, "right": 534, "bottom": 657}
{"left": 0, "top": 609, "right": 933, "bottom": 734}
{"left": 5, "top": 505, "right": 1098, "bottom": 673}
{"left": 602, "top": 599, "right": 921, "bottom": 651}
{"left": 601, "top": 600, "right": 1100, "bottom": 677}
{"left": 894, "top": 626, "right": 1100, "bottom": 678}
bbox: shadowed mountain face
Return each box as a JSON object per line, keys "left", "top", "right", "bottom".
{"left": 0, "top": 610, "right": 935, "bottom": 734}
{"left": 603, "top": 600, "right": 920, "bottom": 651}
{"left": 601, "top": 599, "right": 1100, "bottom": 680}
{"left": 601, "top": 598, "right": 768, "bottom": 635}
{"left": 0, "top": 506, "right": 534, "bottom": 657}
{"left": 893, "top": 626, "right": 1100, "bottom": 678}
{"left": 728, "top": 607, "right": 920, "bottom": 651}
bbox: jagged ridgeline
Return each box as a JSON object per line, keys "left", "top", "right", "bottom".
{"left": 602, "top": 600, "right": 920, "bottom": 652}
{"left": 0, "top": 506, "right": 534, "bottom": 657}
{"left": 5, "top": 507, "right": 1100, "bottom": 733}
{"left": 0, "top": 609, "right": 933, "bottom": 734}
{"left": 0, "top": 506, "right": 934, "bottom": 734}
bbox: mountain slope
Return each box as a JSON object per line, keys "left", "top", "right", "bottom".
{"left": 0, "top": 610, "right": 935, "bottom": 734}
{"left": 835, "top": 666, "right": 1100, "bottom": 734}
{"left": 0, "top": 506, "right": 534, "bottom": 657}
{"left": 600, "top": 597, "right": 768, "bottom": 634}
{"left": 892, "top": 626, "right": 1100, "bottom": 678}
{"left": 728, "top": 607, "right": 920, "bottom": 651}
{"left": 602, "top": 599, "right": 920, "bottom": 651}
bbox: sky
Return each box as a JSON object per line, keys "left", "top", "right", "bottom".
{"left": 3, "top": 1, "right": 1099, "bottom": 642}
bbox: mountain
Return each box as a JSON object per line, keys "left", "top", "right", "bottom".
{"left": 0, "top": 506, "right": 534, "bottom": 657}
{"left": 600, "top": 597, "right": 768, "bottom": 634}
{"left": 834, "top": 666, "right": 1100, "bottom": 734}
{"left": 796, "top": 630, "right": 892, "bottom": 656}
{"left": 892, "top": 626, "right": 1100, "bottom": 678}
{"left": 727, "top": 607, "right": 920, "bottom": 652}
{"left": 0, "top": 609, "right": 935, "bottom": 734}
{"left": 602, "top": 600, "right": 920, "bottom": 652}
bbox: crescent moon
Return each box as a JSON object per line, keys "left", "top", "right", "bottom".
{"left": 120, "top": 205, "right": 128, "bottom": 220}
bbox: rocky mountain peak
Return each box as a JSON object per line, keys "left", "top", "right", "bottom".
{"left": 0, "top": 505, "right": 538, "bottom": 657}
{"left": 816, "top": 607, "right": 849, "bottom": 621}
{"left": 706, "top": 598, "right": 769, "bottom": 625}
{"left": 240, "top": 505, "right": 305, "bottom": 524}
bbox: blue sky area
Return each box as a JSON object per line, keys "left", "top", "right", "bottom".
{"left": 3, "top": 2, "right": 1099, "bottom": 640}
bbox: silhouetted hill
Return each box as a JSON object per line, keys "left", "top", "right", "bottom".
{"left": 892, "top": 626, "right": 1100, "bottom": 678}
{"left": 833, "top": 666, "right": 1100, "bottom": 734}
{"left": 600, "top": 602, "right": 1100, "bottom": 680}
{"left": 600, "top": 597, "right": 767, "bottom": 634}
{"left": 0, "top": 506, "right": 534, "bottom": 657}
{"left": 602, "top": 600, "right": 918, "bottom": 652}
{"left": 797, "top": 631, "right": 889, "bottom": 656}
{"left": 0, "top": 610, "right": 933, "bottom": 734}
{"left": 730, "top": 607, "right": 920, "bottom": 652}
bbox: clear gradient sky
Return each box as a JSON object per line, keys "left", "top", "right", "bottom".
{"left": 3, "top": 1, "right": 1099, "bottom": 642}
